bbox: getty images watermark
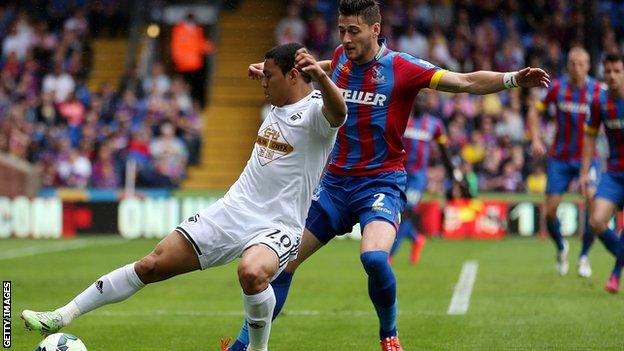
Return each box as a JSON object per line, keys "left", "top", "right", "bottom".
{"left": 2, "top": 281, "right": 10, "bottom": 348}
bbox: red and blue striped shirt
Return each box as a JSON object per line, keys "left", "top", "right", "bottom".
{"left": 586, "top": 88, "right": 624, "bottom": 172}
{"left": 327, "top": 42, "right": 444, "bottom": 176}
{"left": 537, "top": 75, "right": 602, "bottom": 160}
{"left": 403, "top": 114, "right": 447, "bottom": 174}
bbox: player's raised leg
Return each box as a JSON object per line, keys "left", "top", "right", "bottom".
{"left": 227, "top": 228, "right": 324, "bottom": 351}
{"left": 22, "top": 230, "right": 200, "bottom": 334}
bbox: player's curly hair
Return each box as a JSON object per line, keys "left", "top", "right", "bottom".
{"left": 265, "top": 43, "right": 312, "bottom": 83}
{"left": 339, "top": 0, "right": 381, "bottom": 25}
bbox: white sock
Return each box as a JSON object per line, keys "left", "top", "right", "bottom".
{"left": 243, "top": 285, "right": 275, "bottom": 351}
{"left": 56, "top": 262, "right": 145, "bottom": 325}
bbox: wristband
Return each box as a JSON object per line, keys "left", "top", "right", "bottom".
{"left": 453, "top": 169, "right": 464, "bottom": 182}
{"left": 503, "top": 72, "right": 519, "bottom": 89}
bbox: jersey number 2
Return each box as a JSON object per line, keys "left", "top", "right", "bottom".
{"left": 372, "top": 193, "right": 386, "bottom": 208}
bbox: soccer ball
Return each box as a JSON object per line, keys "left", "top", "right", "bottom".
{"left": 35, "top": 333, "right": 87, "bottom": 351}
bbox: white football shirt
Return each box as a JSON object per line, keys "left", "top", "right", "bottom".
{"left": 222, "top": 90, "right": 340, "bottom": 237}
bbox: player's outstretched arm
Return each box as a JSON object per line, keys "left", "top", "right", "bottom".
{"left": 435, "top": 67, "right": 550, "bottom": 95}
{"left": 295, "top": 48, "right": 347, "bottom": 127}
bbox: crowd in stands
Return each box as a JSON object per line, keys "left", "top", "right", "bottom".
{"left": 2, "top": 1, "right": 624, "bottom": 193}
{"left": 0, "top": 2, "right": 202, "bottom": 189}
{"left": 276, "top": 0, "right": 624, "bottom": 195}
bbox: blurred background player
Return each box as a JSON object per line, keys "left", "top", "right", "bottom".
{"left": 582, "top": 53, "right": 624, "bottom": 294}
{"left": 528, "top": 47, "right": 602, "bottom": 277}
{"left": 234, "top": 1, "right": 549, "bottom": 350}
{"left": 21, "top": 43, "right": 347, "bottom": 351}
{"left": 389, "top": 92, "right": 459, "bottom": 265}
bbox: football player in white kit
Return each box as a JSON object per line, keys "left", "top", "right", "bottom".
{"left": 21, "top": 43, "right": 347, "bottom": 351}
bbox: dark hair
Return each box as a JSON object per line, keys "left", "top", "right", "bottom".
{"left": 265, "top": 42, "right": 311, "bottom": 83}
{"left": 339, "top": 0, "right": 381, "bottom": 25}
{"left": 604, "top": 52, "right": 624, "bottom": 65}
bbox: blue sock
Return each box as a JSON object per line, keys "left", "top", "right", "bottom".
{"left": 546, "top": 217, "right": 564, "bottom": 251}
{"left": 390, "top": 221, "right": 411, "bottom": 257}
{"left": 229, "top": 271, "right": 294, "bottom": 351}
{"left": 360, "top": 251, "right": 398, "bottom": 340}
{"left": 597, "top": 228, "right": 620, "bottom": 256}
{"left": 612, "top": 232, "right": 624, "bottom": 278}
{"left": 580, "top": 212, "right": 594, "bottom": 257}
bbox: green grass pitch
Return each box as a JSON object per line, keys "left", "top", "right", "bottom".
{"left": 2, "top": 236, "right": 623, "bottom": 350}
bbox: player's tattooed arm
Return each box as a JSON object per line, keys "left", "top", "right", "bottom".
{"left": 435, "top": 68, "right": 550, "bottom": 95}
{"left": 295, "top": 48, "right": 346, "bottom": 127}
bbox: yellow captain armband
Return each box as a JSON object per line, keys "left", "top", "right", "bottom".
{"left": 535, "top": 101, "right": 546, "bottom": 112}
{"left": 429, "top": 70, "right": 447, "bottom": 90}
{"left": 584, "top": 124, "right": 598, "bottom": 136}
{"left": 437, "top": 135, "right": 448, "bottom": 144}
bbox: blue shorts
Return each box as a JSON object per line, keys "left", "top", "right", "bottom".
{"left": 546, "top": 158, "right": 600, "bottom": 195}
{"left": 405, "top": 170, "right": 428, "bottom": 207}
{"left": 305, "top": 170, "right": 407, "bottom": 244}
{"left": 595, "top": 171, "right": 624, "bottom": 208}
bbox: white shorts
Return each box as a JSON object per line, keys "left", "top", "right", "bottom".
{"left": 175, "top": 200, "right": 301, "bottom": 277}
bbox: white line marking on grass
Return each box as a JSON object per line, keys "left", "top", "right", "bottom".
{"left": 447, "top": 260, "right": 478, "bottom": 315}
{"left": 95, "top": 309, "right": 375, "bottom": 318}
{"left": 0, "top": 239, "right": 126, "bottom": 260}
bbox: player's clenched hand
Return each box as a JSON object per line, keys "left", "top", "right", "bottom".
{"left": 295, "top": 48, "right": 325, "bottom": 81}
{"left": 248, "top": 62, "right": 264, "bottom": 80}
{"left": 516, "top": 67, "right": 551, "bottom": 88}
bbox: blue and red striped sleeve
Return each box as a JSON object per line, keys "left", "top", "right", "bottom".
{"left": 394, "top": 53, "right": 442, "bottom": 96}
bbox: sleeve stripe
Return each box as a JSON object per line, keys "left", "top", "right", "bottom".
{"left": 584, "top": 124, "right": 598, "bottom": 136}
{"left": 429, "top": 70, "right": 447, "bottom": 90}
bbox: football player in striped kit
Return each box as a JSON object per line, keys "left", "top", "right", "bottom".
{"left": 234, "top": 1, "right": 549, "bottom": 350}
{"left": 582, "top": 53, "right": 624, "bottom": 294}
{"left": 528, "top": 47, "right": 603, "bottom": 277}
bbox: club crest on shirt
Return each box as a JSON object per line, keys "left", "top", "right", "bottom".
{"left": 337, "top": 62, "right": 350, "bottom": 75}
{"left": 371, "top": 65, "right": 385, "bottom": 84}
{"left": 256, "top": 122, "right": 294, "bottom": 166}
{"left": 290, "top": 112, "right": 303, "bottom": 121}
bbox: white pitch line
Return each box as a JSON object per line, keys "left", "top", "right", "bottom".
{"left": 0, "top": 239, "right": 126, "bottom": 260}
{"left": 447, "top": 260, "right": 478, "bottom": 315}
{"left": 95, "top": 309, "right": 375, "bottom": 317}
{"left": 95, "top": 309, "right": 443, "bottom": 318}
